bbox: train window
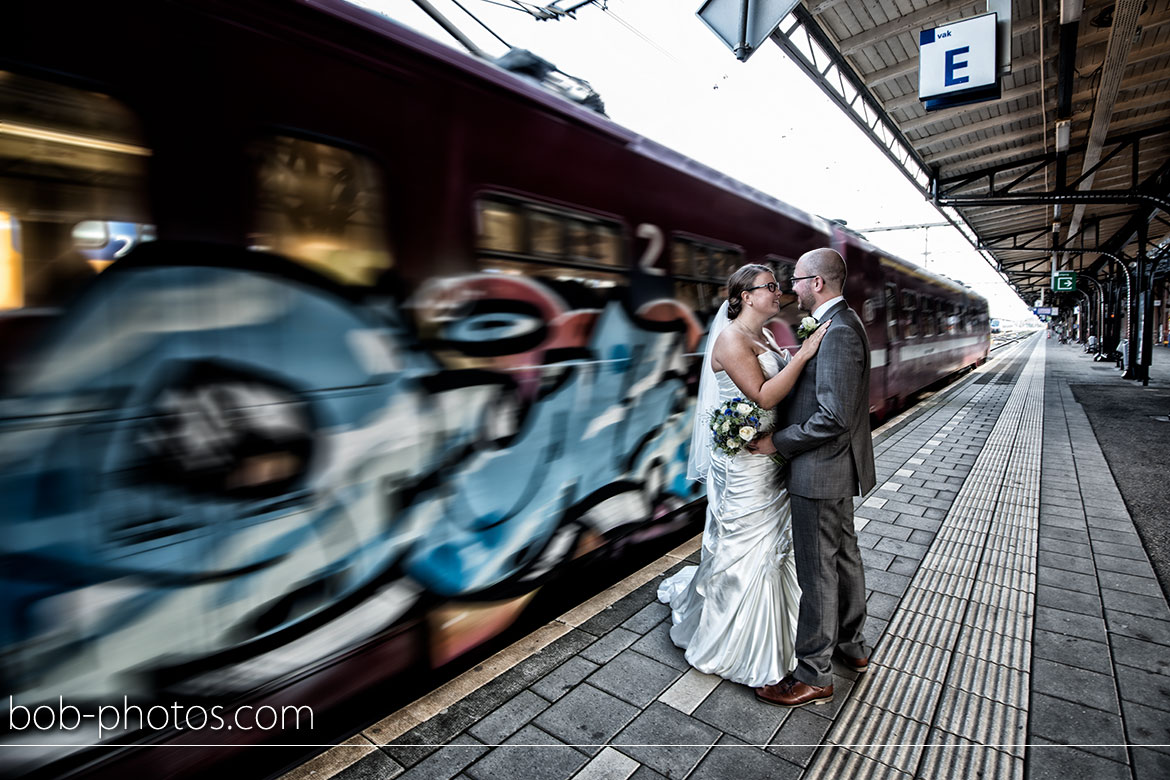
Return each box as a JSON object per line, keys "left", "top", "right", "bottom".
{"left": 767, "top": 257, "right": 795, "bottom": 291}
{"left": 566, "top": 220, "right": 620, "bottom": 265}
{"left": 528, "top": 210, "right": 563, "bottom": 257}
{"left": 475, "top": 195, "right": 624, "bottom": 273}
{"left": 597, "top": 225, "right": 621, "bottom": 265}
{"left": 670, "top": 236, "right": 743, "bottom": 282}
{"left": 0, "top": 70, "right": 153, "bottom": 310}
{"left": 690, "top": 245, "right": 708, "bottom": 278}
{"left": 477, "top": 201, "right": 522, "bottom": 252}
{"left": 922, "top": 298, "right": 936, "bottom": 337}
{"left": 862, "top": 296, "right": 878, "bottom": 324}
{"left": 671, "top": 240, "right": 693, "bottom": 276}
{"left": 904, "top": 292, "right": 919, "bottom": 339}
{"left": 944, "top": 303, "right": 958, "bottom": 335}
{"left": 675, "top": 281, "right": 700, "bottom": 312}
{"left": 251, "top": 136, "right": 392, "bottom": 286}
{"left": 711, "top": 249, "right": 737, "bottom": 280}
{"left": 674, "top": 282, "right": 720, "bottom": 315}
{"left": 885, "top": 284, "right": 900, "bottom": 343}
{"left": 669, "top": 236, "right": 740, "bottom": 314}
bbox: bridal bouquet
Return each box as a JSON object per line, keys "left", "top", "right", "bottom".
{"left": 707, "top": 397, "right": 775, "bottom": 457}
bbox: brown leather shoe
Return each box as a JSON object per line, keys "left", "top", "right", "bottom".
{"left": 755, "top": 676, "right": 795, "bottom": 703}
{"left": 755, "top": 677, "right": 833, "bottom": 708}
{"left": 835, "top": 652, "right": 870, "bottom": 673}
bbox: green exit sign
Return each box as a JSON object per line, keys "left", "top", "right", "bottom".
{"left": 1053, "top": 271, "right": 1076, "bottom": 292}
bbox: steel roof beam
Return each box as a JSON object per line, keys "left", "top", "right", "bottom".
{"left": 1065, "top": 0, "right": 1147, "bottom": 248}
{"left": 938, "top": 119, "right": 1170, "bottom": 178}
{"left": 808, "top": 0, "right": 850, "bottom": 14}
{"left": 913, "top": 114, "right": 1044, "bottom": 150}
{"left": 1000, "top": 256, "right": 1050, "bottom": 269}
{"left": 1084, "top": 157, "right": 1170, "bottom": 276}
{"left": 898, "top": 51, "right": 1170, "bottom": 136}
{"left": 983, "top": 226, "right": 1052, "bottom": 250}
{"left": 836, "top": 0, "right": 977, "bottom": 57}
{"left": 963, "top": 204, "right": 1053, "bottom": 222}
{"left": 982, "top": 223, "right": 1115, "bottom": 254}
{"left": 943, "top": 135, "right": 1159, "bottom": 198}
{"left": 939, "top": 191, "right": 1170, "bottom": 210}
{"left": 925, "top": 125, "right": 1049, "bottom": 166}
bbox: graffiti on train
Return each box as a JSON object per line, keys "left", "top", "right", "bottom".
{"left": 0, "top": 266, "right": 704, "bottom": 703}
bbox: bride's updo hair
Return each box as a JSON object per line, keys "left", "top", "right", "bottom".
{"left": 726, "top": 263, "right": 774, "bottom": 320}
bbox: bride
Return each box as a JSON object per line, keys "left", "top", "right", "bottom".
{"left": 659, "top": 263, "right": 829, "bottom": 688}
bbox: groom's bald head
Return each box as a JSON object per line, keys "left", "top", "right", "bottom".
{"left": 799, "top": 248, "right": 846, "bottom": 295}
{"left": 792, "top": 248, "right": 846, "bottom": 313}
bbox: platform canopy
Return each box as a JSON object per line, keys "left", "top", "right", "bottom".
{"left": 767, "top": 0, "right": 1170, "bottom": 305}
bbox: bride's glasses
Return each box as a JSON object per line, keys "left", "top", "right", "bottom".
{"left": 745, "top": 282, "right": 779, "bottom": 293}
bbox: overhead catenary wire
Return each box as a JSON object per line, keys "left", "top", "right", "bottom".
{"left": 475, "top": 0, "right": 533, "bottom": 11}
{"left": 450, "top": 0, "right": 511, "bottom": 47}
{"left": 600, "top": 3, "right": 682, "bottom": 65}
{"left": 409, "top": 0, "right": 488, "bottom": 56}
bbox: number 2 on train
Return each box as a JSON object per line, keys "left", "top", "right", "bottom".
{"left": 637, "top": 223, "right": 666, "bottom": 275}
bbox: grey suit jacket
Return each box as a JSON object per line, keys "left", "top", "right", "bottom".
{"left": 771, "top": 300, "right": 877, "bottom": 499}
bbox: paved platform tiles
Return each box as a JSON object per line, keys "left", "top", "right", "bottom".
{"left": 284, "top": 336, "right": 1170, "bottom": 780}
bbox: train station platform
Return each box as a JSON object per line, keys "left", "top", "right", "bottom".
{"left": 282, "top": 335, "right": 1170, "bottom": 780}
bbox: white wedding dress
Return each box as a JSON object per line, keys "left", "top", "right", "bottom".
{"left": 658, "top": 350, "right": 801, "bottom": 688}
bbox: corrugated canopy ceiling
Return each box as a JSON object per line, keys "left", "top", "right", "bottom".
{"left": 770, "top": 0, "right": 1170, "bottom": 305}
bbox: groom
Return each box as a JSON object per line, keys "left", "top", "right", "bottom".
{"left": 752, "top": 247, "right": 876, "bottom": 707}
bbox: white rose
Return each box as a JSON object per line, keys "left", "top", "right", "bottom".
{"left": 739, "top": 426, "right": 756, "bottom": 441}
{"left": 726, "top": 438, "right": 741, "bottom": 449}
{"left": 801, "top": 316, "right": 818, "bottom": 330}
{"left": 736, "top": 403, "right": 752, "bottom": 415}
{"left": 720, "top": 421, "right": 730, "bottom": 433}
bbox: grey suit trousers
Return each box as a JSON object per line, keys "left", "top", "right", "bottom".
{"left": 790, "top": 494, "right": 871, "bottom": 687}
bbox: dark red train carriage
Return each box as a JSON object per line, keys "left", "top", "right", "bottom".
{"left": 0, "top": 1, "right": 987, "bottom": 775}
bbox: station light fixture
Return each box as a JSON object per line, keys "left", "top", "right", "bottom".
{"left": 1060, "top": 0, "right": 1083, "bottom": 25}
{"left": 1055, "top": 119, "right": 1071, "bottom": 152}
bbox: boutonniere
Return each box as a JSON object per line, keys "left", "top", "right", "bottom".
{"left": 796, "top": 316, "right": 820, "bottom": 341}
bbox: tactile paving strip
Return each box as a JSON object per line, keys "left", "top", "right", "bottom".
{"left": 807, "top": 339, "right": 1045, "bottom": 780}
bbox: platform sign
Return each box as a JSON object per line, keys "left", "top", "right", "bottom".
{"left": 919, "top": 13, "right": 1000, "bottom": 110}
{"left": 697, "top": 0, "right": 799, "bottom": 62}
{"left": 1033, "top": 307, "right": 1054, "bottom": 316}
{"left": 1052, "top": 271, "right": 1076, "bottom": 292}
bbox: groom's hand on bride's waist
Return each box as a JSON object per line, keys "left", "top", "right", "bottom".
{"left": 747, "top": 436, "right": 788, "bottom": 468}
{"left": 747, "top": 436, "right": 778, "bottom": 456}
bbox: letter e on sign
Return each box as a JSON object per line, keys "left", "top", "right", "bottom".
{"left": 945, "top": 47, "right": 970, "bottom": 86}
{"left": 919, "top": 14, "right": 997, "bottom": 100}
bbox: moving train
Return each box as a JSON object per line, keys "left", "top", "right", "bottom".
{"left": 0, "top": 0, "right": 988, "bottom": 773}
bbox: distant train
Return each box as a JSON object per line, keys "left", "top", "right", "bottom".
{"left": 0, "top": 0, "right": 987, "bottom": 774}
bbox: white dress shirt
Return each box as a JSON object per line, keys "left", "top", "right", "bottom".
{"left": 812, "top": 295, "right": 845, "bottom": 322}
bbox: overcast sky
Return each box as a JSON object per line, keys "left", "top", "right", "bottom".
{"left": 366, "top": 0, "right": 1036, "bottom": 321}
